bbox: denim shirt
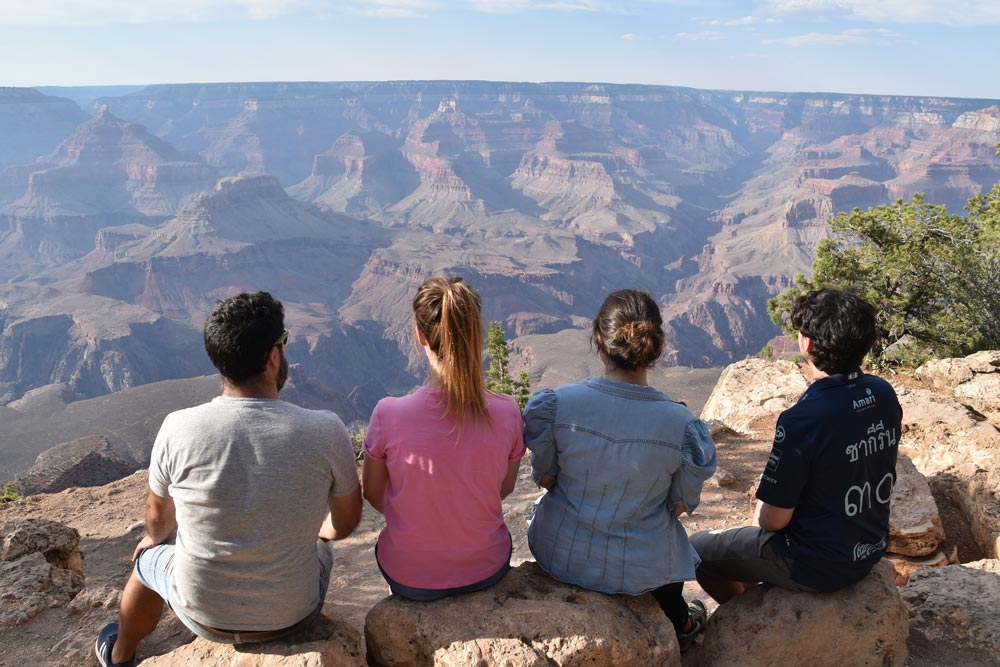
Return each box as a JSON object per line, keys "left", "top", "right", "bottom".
{"left": 523, "top": 377, "right": 717, "bottom": 595}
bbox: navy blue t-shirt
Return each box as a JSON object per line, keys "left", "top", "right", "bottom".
{"left": 756, "top": 369, "right": 902, "bottom": 591}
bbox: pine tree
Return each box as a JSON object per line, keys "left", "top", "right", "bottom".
{"left": 486, "top": 321, "right": 532, "bottom": 408}
{"left": 768, "top": 188, "right": 1000, "bottom": 366}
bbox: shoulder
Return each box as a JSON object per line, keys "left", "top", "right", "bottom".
{"left": 276, "top": 401, "right": 348, "bottom": 436}
{"left": 483, "top": 392, "right": 522, "bottom": 423}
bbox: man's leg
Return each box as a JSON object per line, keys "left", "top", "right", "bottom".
{"left": 690, "top": 527, "right": 800, "bottom": 605}
{"left": 695, "top": 569, "right": 748, "bottom": 605}
{"left": 112, "top": 570, "right": 165, "bottom": 662}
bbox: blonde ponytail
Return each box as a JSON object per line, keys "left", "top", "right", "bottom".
{"left": 413, "top": 276, "right": 488, "bottom": 428}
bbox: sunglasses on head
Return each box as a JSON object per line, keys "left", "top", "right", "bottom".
{"left": 275, "top": 329, "right": 289, "bottom": 347}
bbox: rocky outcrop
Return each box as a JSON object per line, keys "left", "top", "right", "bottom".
{"left": 16, "top": 436, "right": 138, "bottom": 496}
{"left": 364, "top": 562, "right": 680, "bottom": 667}
{"left": 689, "top": 560, "right": 908, "bottom": 667}
{"left": 916, "top": 350, "right": 1000, "bottom": 424}
{"left": 888, "top": 453, "right": 946, "bottom": 558}
{"left": 141, "top": 614, "right": 366, "bottom": 667}
{"left": 901, "top": 559, "right": 1000, "bottom": 654}
{"left": 699, "top": 358, "right": 807, "bottom": 434}
{"left": 0, "top": 519, "right": 84, "bottom": 626}
{"left": 897, "top": 384, "right": 1000, "bottom": 558}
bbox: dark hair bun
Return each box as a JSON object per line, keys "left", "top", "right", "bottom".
{"left": 592, "top": 290, "right": 665, "bottom": 371}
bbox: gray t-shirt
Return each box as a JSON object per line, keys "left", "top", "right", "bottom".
{"left": 148, "top": 396, "right": 359, "bottom": 630}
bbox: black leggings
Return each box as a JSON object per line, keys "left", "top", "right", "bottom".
{"left": 651, "top": 582, "right": 689, "bottom": 636}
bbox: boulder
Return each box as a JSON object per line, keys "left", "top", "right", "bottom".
{"left": 0, "top": 519, "right": 85, "bottom": 626}
{"left": 141, "top": 613, "right": 366, "bottom": 667}
{"left": 885, "top": 551, "right": 950, "bottom": 586}
{"left": 364, "top": 562, "right": 680, "bottom": 667}
{"left": 688, "top": 560, "right": 908, "bottom": 667}
{"left": 888, "top": 453, "right": 945, "bottom": 557}
{"left": 700, "top": 359, "right": 807, "bottom": 435}
{"left": 916, "top": 351, "right": 1000, "bottom": 423}
{"left": 901, "top": 559, "right": 1000, "bottom": 654}
{"left": 1, "top": 518, "right": 85, "bottom": 574}
{"left": 897, "top": 385, "right": 1000, "bottom": 558}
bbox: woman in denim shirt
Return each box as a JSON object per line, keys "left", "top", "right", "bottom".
{"left": 523, "top": 289, "right": 717, "bottom": 650}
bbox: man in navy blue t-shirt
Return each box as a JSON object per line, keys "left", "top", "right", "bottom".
{"left": 691, "top": 289, "right": 902, "bottom": 602}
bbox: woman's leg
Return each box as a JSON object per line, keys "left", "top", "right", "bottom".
{"left": 651, "top": 582, "right": 689, "bottom": 636}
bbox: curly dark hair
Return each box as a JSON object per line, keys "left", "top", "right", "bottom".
{"left": 592, "top": 289, "right": 665, "bottom": 371}
{"left": 790, "top": 289, "right": 877, "bottom": 374}
{"left": 203, "top": 291, "right": 285, "bottom": 384}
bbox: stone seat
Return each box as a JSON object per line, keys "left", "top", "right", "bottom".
{"left": 140, "top": 613, "right": 365, "bottom": 667}
{"left": 364, "top": 561, "right": 680, "bottom": 667}
{"left": 688, "top": 560, "right": 908, "bottom": 667}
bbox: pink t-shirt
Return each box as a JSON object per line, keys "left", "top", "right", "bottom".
{"left": 363, "top": 386, "right": 526, "bottom": 589}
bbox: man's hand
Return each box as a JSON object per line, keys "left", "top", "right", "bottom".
{"left": 674, "top": 501, "right": 687, "bottom": 517}
{"left": 131, "top": 529, "right": 175, "bottom": 562}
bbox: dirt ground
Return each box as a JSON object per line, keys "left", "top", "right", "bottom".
{"left": 0, "top": 411, "right": 993, "bottom": 666}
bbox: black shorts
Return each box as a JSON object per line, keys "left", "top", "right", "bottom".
{"left": 690, "top": 526, "right": 818, "bottom": 593}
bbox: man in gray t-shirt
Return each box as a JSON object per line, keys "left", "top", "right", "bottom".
{"left": 96, "top": 292, "right": 362, "bottom": 667}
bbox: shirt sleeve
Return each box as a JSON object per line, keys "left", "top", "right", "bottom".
{"left": 361, "top": 403, "right": 386, "bottom": 461}
{"left": 667, "top": 418, "right": 717, "bottom": 513}
{"left": 522, "top": 388, "right": 557, "bottom": 485}
{"left": 147, "top": 414, "right": 173, "bottom": 498}
{"left": 329, "top": 415, "right": 360, "bottom": 496}
{"left": 756, "top": 411, "right": 808, "bottom": 509}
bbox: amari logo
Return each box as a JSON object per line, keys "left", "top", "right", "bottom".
{"left": 853, "top": 387, "right": 877, "bottom": 411}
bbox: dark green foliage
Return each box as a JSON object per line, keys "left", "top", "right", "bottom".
{"left": 769, "top": 189, "right": 1000, "bottom": 366}
{"left": 759, "top": 343, "right": 774, "bottom": 361}
{"left": 1, "top": 481, "right": 21, "bottom": 503}
{"left": 485, "top": 321, "right": 531, "bottom": 409}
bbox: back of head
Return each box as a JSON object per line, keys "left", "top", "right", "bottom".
{"left": 204, "top": 291, "right": 285, "bottom": 385}
{"left": 791, "top": 289, "right": 877, "bottom": 375}
{"left": 592, "top": 289, "right": 665, "bottom": 371}
{"left": 413, "top": 276, "right": 487, "bottom": 424}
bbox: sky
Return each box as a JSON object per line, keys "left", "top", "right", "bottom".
{"left": 1, "top": 0, "right": 999, "bottom": 99}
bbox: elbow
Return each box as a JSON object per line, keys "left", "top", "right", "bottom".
{"left": 362, "top": 487, "right": 384, "bottom": 514}
{"left": 500, "top": 481, "right": 516, "bottom": 500}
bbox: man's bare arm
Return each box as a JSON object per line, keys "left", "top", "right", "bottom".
{"left": 753, "top": 499, "right": 794, "bottom": 532}
{"left": 132, "top": 490, "right": 176, "bottom": 560}
{"left": 319, "top": 486, "right": 363, "bottom": 541}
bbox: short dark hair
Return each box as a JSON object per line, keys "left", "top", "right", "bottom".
{"left": 790, "top": 289, "right": 877, "bottom": 374}
{"left": 204, "top": 291, "right": 285, "bottom": 384}
{"left": 592, "top": 289, "right": 665, "bottom": 371}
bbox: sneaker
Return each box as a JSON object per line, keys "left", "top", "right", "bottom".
{"left": 676, "top": 599, "right": 707, "bottom": 653}
{"left": 95, "top": 622, "right": 136, "bottom": 667}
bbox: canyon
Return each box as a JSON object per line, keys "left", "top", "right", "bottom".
{"left": 1, "top": 81, "right": 999, "bottom": 481}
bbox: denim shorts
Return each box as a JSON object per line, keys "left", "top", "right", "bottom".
{"left": 374, "top": 540, "right": 512, "bottom": 601}
{"left": 134, "top": 539, "right": 334, "bottom": 644}
{"left": 690, "top": 526, "right": 817, "bottom": 593}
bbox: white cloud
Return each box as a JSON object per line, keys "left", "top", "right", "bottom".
{"left": 675, "top": 30, "right": 725, "bottom": 41}
{"left": 760, "top": 0, "right": 1000, "bottom": 26}
{"left": 773, "top": 27, "right": 902, "bottom": 46}
{"left": 349, "top": 0, "right": 438, "bottom": 18}
{"left": 703, "top": 15, "right": 780, "bottom": 26}
{"left": 467, "top": 0, "right": 604, "bottom": 12}
{"left": 0, "top": 0, "right": 315, "bottom": 24}
{"left": 621, "top": 32, "right": 644, "bottom": 40}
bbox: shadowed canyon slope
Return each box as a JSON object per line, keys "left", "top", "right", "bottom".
{"left": 2, "top": 82, "right": 1000, "bottom": 479}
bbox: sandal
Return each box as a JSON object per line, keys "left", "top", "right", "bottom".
{"left": 677, "top": 599, "right": 707, "bottom": 652}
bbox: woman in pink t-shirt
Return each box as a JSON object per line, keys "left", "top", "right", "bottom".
{"left": 362, "top": 276, "right": 526, "bottom": 600}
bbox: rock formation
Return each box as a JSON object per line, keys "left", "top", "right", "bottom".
{"left": 0, "top": 519, "right": 84, "bottom": 627}
{"left": 364, "top": 562, "right": 680, "bottom": 667}
{"left": 700, "top": 358, "right": 808, "bottom": 435}
{"left": 689, "top": 561, "right": 908, "bottom": 667}
{"left": 916, "top": 350, "right": 1000, "bottom": 424}
{"left": 902, "top": 559, "right": 1000, "bottom": 655}
{"left": 142, "top": 614, "right": 366, "bottom": 667}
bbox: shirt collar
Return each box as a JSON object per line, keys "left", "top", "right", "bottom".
{"left": 803, "top": 368, "right": 864, "bottom": 397}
